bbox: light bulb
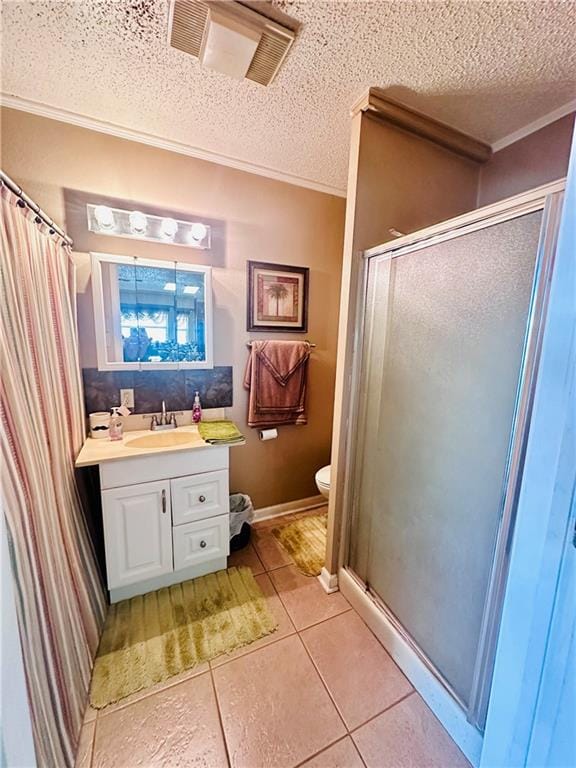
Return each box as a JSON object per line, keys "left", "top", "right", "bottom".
{"left": 160, "top": 217, "right": 178, "bottom": 240}
{"left": 129, "top": 210, "right": 147, "bottom": 234}
{"left": 189, "top": 223, "right": 207, "bottom": 242}
{"left": 94, "top": 205, "right": 115, "bottom": 230}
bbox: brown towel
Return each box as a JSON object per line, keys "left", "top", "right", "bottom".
{"left": 244, "top": 340, "right": 311, "bottom": 428}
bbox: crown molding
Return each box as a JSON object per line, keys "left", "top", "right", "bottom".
{"left": 491, "top": 99, "right": 576, "bottom": 153}
{"left": 354, "top": 87, "right": 492, "bottom": 164}
{"left": 352, "top": 88, "right": 576, "bottom": 158}
{"left": 0, "top": 93, "right": 347, "bottom": 198}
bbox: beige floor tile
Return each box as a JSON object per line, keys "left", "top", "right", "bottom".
{"left": 301, "top": 611, "right": 413, "bottom": 729}
{"left": 93, "top": 672, "right": 228, "bottom": 768}
{"left": 252, "top": 527, "right": 294, "bottom": 570}
{"left": 75, "top": 720, "right": 95, "bottom": 768}
{"left": 213, "top": 634, "right": 346, "bottom": 768}
{"left": 299, "top": 737, "right": 365, "bottom": 768}
{"left": 83, "top": 703, "right": 97, "bottom": 724}
{"left": 227, "top": 543, "right": 265, "bottom": 575}
{"left": 95, "top": 659, "right": 210, "bottom": 715}
{"left": 352, "top": 693, "right": 471, "bottom": 768}
{"left": 211, "top": 572, "right": 296, "bottom": 668}
{"left": 269, "top": 565, "right": 351, "bottom": 630}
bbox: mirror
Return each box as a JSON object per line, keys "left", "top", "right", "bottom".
{"left": 91, "top": 253, "right": 213, "bottom": 370}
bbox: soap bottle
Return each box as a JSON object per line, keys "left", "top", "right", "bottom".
{"left": 109, "top": 407, "right": 124, "bottom": 441}
{"left": 192, "top": 391, "right": 202, "bottom": 424}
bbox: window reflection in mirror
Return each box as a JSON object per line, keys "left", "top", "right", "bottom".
{"left": 92, "top": 254, "right": 213, "bottom": 370}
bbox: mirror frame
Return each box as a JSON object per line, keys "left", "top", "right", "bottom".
{"left": 91, "top": 252, "right": 214, "bottom": 371}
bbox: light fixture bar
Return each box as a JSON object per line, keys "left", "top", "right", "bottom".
{"left": 86, "top": 204, "right": 211, "bottom": 249}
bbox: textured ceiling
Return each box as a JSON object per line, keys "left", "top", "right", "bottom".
{"left": 1, "top": 0, "right": 576, "bottom": 193}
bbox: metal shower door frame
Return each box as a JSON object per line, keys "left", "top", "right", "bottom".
{"left": 339, "top": 179, "right": 566, "bottom": 730}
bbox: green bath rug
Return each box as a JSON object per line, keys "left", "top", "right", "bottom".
{"left": 272, "top": 514, "right": 327, "bottom": 577}
{"left": 90, "top": 566, "right": 277, "bottom": 709}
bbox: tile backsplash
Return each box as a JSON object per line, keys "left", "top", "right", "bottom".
{"left": 82, "top": 367, "right": 233, "bottom": 416}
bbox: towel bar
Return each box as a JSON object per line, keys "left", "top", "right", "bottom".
{"left": 246, "top": 341, "right": 316, "bottom": 348}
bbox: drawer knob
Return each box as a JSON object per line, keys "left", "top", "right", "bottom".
{"left": 200, "top": 540, "right": 207, "bottom": 549}
{"left": 199, "top": 495, "right": 206, "bottom": 503}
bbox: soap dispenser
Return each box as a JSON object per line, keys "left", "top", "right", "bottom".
{"left": 109, "top": 407, "right": 124, "bottom": 441}
{"left": 192, "top": 391, "right": 202, "bottom": 424}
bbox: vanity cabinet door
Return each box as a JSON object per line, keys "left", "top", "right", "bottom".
{"left": 102, "top": 480, "right": 173, "bottom": 589}
{"left": 171, "top": 470, "right": 229, "bottom": 526}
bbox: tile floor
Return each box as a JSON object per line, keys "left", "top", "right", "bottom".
{"left": 77, "top": 507, "right": 471, "bottom": 768}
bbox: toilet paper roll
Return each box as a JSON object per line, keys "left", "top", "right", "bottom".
{"left": 259, "top": 428, "right": 278, "bottom": 441}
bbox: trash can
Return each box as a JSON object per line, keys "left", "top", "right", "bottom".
{"left": 229, "top": 493, "right": 254, "bottom": 551}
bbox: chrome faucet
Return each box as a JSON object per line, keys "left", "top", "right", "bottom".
{"left": 151, "top": 401, "right": 177, "bottom": 431}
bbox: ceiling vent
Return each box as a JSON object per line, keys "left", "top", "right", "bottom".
{"left": 169, "top": 1, "right": 299, "bottom": 86}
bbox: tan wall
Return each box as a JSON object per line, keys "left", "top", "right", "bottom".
{"left": 478, "top": 114, "right": 575, "bottom": 207}
{"left": 1, "top": 107, "right": 346, "bottom": 509}
{"left": 354, "top": 115, "right": 480, "bottom": 251}
{"left": 326, "top": 111, "right": 482, "bottom": 574}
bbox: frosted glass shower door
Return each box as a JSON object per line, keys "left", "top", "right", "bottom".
{"left": 348, "top": 210, "right": 544, "bottom": 715}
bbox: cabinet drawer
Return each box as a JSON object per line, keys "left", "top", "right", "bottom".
{"left": 99, "top": 446, "right": 229, "bottom": 490}
{"left": 171, "top": 470, "right": 229, "bottom": 526}
{"left": 173, "top": 515, "right": 229, "bottom": 571}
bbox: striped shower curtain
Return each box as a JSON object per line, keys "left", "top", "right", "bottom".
{"left": 0, "top": 184, "right": 106, "bottom": 767}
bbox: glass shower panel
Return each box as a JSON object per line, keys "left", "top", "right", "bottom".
{"left": 348, "top": 210, "right": 543, "bottom": 709}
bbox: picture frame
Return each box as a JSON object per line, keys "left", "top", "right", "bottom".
{"left": 246, "top": 260, "right": 309, "bottom": 333}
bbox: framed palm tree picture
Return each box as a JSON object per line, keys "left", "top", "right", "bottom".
{"left": 247, "top": 261, "right": 309, "bottom": 332}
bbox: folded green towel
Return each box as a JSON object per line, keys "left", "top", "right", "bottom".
{"left": 198, "top": 420, "right": 245, "bottom": 445}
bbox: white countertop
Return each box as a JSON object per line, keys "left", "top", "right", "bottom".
{"left": 75, "top": 425, "right": 214, "bottom": 467}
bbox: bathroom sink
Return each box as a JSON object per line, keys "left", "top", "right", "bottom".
{"left": 125, "top": 432, "right": 197, "bottom": 449}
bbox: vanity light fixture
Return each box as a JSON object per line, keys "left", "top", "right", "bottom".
{"left": 129, "top": 210, "right": 147, "bottom": 234}
{"left": 86, "top": 203, "right": 211, "bottom": 249}
{"left": 94, "top": 205, "right": 115, "bottom": 230}
{"left": 160, "top": 217, "right": 178, "bottom": 239}
{"left": 189, "top": 223, "right": 208, "bottom": 243}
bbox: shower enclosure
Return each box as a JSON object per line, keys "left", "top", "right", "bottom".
{"left": 341, "top": 182, "right": 564, "bottom": 735}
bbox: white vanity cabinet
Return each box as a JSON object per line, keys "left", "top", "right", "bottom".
{"left": 99, "top": 446, "right": 230, "bottom": 602}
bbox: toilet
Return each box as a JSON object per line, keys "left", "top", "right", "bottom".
{"left": 315, "top": 465, "right": 331, "bottom": 499}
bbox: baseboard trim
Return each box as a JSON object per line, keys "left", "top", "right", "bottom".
{"left": 338, "top": 567, "right": 483, "bottom": 767}
{"left": 253, "top": 494, "right": 326, "bottom": 523}
{"left": 318, "top": 567, "right": 339, "bottom": 594}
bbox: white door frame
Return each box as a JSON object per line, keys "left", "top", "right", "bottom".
{"left": 480, "top": 130, "right": 576, "bottom": 767}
